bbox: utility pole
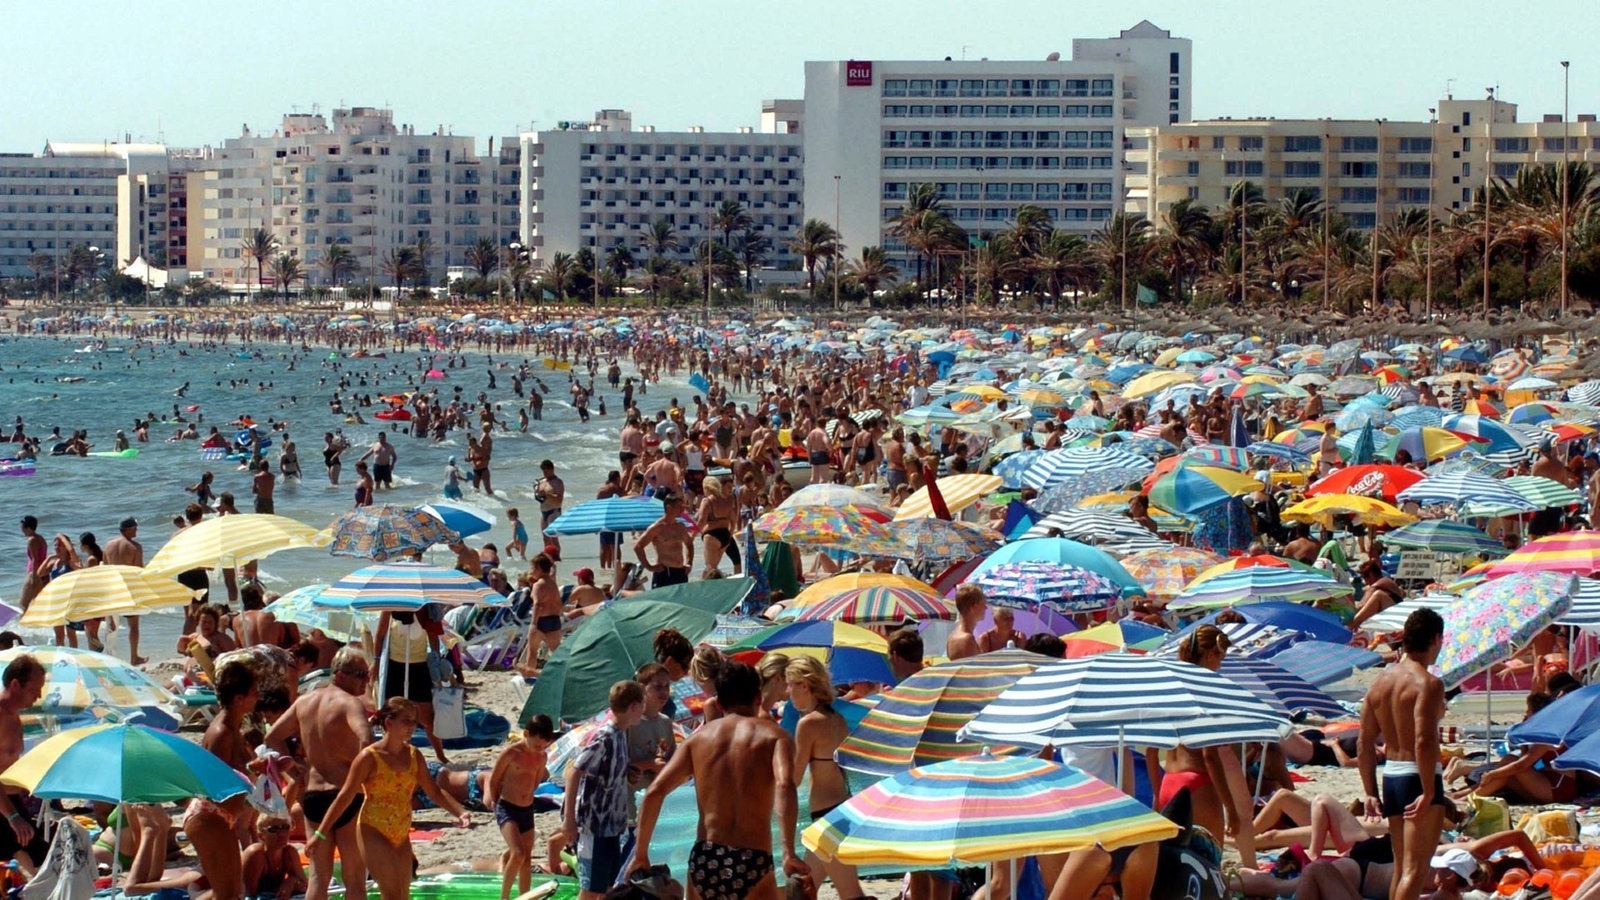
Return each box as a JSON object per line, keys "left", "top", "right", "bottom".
{"left": 1426, "top": 109, "right": 1437, "bottom": 319}
{"left": 833, "top": 174, "right": 842, "bottom": 311}
{"left": 1371, "top": 119, "right": 1384, "bottom": 314}
{"left": 1562, "top": 60, "right": 1571, "bottom": 317}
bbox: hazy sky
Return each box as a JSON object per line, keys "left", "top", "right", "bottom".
{"left": 6, "top": 0, "right": 1598, "bottom": 151}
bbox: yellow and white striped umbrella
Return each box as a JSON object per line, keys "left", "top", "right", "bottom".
{"left": 21, "top": 566, "right": 201, "bottom": 627}
{"left": 894, "top": 474, "right": 1005, "bottom": 521}
{"left": 147, "top": 513, "right": 328, "bottom": 575}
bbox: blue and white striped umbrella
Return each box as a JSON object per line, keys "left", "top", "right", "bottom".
{"left": 1244, "top": 442, "right": 1310, "bottom": 465}
{"left": 1385, "top": 520, "right": 1505, "bottom": 555}
{"left": 314, "top": 562, "right": 506, "bottom": 612}
{"left": 1389, "top": 405, "right": 1446, "bottom": 429}
{"left": 1216, "top": 656, "right": 1348, "bottom": 719}
{"left": 1268, "top": 641, "right": 1383, "bottom": 688}
{"left": 994, "top": 450, "right": 1047, "bottom": 490}
{"left": 1395, "top": 470, "right": 1537, "bottom": 512}
{"left": 1021, "top": 509, "right": 1164, "bottom": 548}
{"left": 415, "top": 502, "right": 497, "bottom": 539}
{"left": 543, "top": 497, "right": 665, "bottom": 535}
{"left": 959, "top": 654, "right": 1291, "bottom": 750}
{"left": 1557, "top": 577, "right": 1600, "bottom": 629}
{"left": 1020, "top": 447, "right": 1154, "bottom": 491}
{"left": 1157, "top": 622, "right": 1300, "bottom": 660}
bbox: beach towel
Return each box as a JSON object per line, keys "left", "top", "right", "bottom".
{"left": 23, "top": 818, "right": 91, "bottom": 900}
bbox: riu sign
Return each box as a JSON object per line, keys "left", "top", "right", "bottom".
{"left": 846, "top": 60, "right": 873, "bottom": 86}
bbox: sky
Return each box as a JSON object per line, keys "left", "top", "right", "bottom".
{"left": 6, "top": 0, "right": 1599, "bottom": 151}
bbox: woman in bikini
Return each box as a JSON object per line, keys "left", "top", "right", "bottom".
{"left": 787, "top": 656, "right": 863, "bottom": 899}
{"left": 696, "top": 476, "right": 740, "bottom": 577}
{"left": 37, "top": 533, "right": 81, "bottom": 647}
{"left": 308, "top": 698, "right": 471, "bottom": 900}
{"left": 1147, "top": 624, "right": 1259, "bottom": 869}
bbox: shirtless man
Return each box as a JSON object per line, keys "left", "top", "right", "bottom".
{"left": 1359, "top": 608, "right": 1447, "bottom": 900}
{"left": 644, "top": 450, "right": 683, "bottom": 498}
{"left": 945, "top": 584, "right": 986, "bottom": 660}
{"left": 528, "top": 554, "right": 563, "bottom": 655}
{"left": 476, "top": 425, "right": 496, "bottom": 496}
{"left": 265, "top": 647, "right": 374, "bottom": 900}
{"left": 567, "top": 567, "right": 606, "bottom": 610}
{"left": 633, "top": 662, "right": 806, "bottom": 900}
{"left": 103, "top": 517, "right": 147, "bottom": 664}
{"left": 358, "top": 433, "right": 398, "bottom": 490}
{"left": 634, "top": 493, "right": 694, "bottom": 589}
{"left": 619, "top": 417, "right": 645, "bottom": 471}
{"left": 804, "top": 417, "right": 831, "bottom": 484}
{"left": 252, "top": 460, "right": 276, "bottom": 514}
{"left": 1283, "top": 525, "right": 1320, "bottom": 565}
{"left": 0, "top": 656, "right": 49, "bottom": 874}
{"left": 884, "top": 427, "right": 907, "bottom": 490}
{"left": 535, "top": 460, "right": 566, "bottom": 554}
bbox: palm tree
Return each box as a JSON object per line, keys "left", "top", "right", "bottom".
{"left": 1156, "top": 199, "right": 1214, "bottom": 304}
{"left": 320, "top": 244, "right": 358, "bottom": 288}
{"left": 412, "top": 237, "right": 436, "bottom": 289}
{"left": 642, "top": 220, "right": 680, "bottom": 256}
{"left": 1090, "top": 213, "right": 1153, "bottom": 308}
{"left": 503, "top": 255, "right": 533, "bottom": 306}
{"left": 733, "top": 230, "right": 770, "bottom": 290}
{"left": 713, "top": 200, "right": 752, "bottom": 250}
{"left": 381, "top": 247, "right": 420, "bottom": 300}
{"left": 639, "top": 254, "right": 678, "bottom": 305}
{"left": 789, "top": 219, "right": 841, "bottom": 295}
{"left": 605, "top": 244, "right": 636, "bottom": 283}
{"left": 466, "top": 237, "right": 499, "bottom": 281}
{"left": 269, "top": 252, "right": 304, "bottom": 304}
{"left": 26, "top": 252, "right": 53, "bottom": 296}
{"left": 1031, "top": 231, "right": 1097, "bottom": 307}
{"left": 846, "top": 246, "right": 900, "bottom": 297}
{"left": 888, "top": 184, "right": 945, "bottom": 287}
{"left": 240, "top": 228, "right": 280, "bottom": 301}
{"left": 543, "top": 253, "right": 576, "bottom": 301}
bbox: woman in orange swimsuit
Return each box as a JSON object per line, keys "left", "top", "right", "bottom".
{"left": 308, "top": 699, "right": 471, "bottom": 900}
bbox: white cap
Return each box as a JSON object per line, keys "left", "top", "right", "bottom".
{"left": 1430, "top": 847, "right": 1475, "bottom": 879}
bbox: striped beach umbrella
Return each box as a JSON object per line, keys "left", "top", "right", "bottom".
{"left": 780, "top": 484, "right": 894, "bottom": 521}
{"left": 20, "top": 566, "right": 201, "bottom": 628}
{"left": 1557, "top": 578, "right": 1600, "bottom": 629}
{"left": 975, "top": 537, "right": 1144, "bottom": 597}
{"left": 835, "top": 649, "right": 1051, "bottom": 775}
{"left": 886, "top": 518, "right": 1005, "bottom": 563}
{"left": 1396, "top": 470, "right": 1537, "bottom": 512}
{"left": 802, "top": 752, "right": 1178, "bottom": 866}
{"left": 315, "top": 562, "right": 506, "bottom": 611}
{"left": 1483, "top": 531, "right": 1600, "bottom": 579}
{"left": 263, "top": 584, "right": 378, "bottom": 642}
{"left": 959, "top": 654, "right": 1291, "bottom": 750}
{"left": 1216, "top": 656, "right": 1348, "bottom": 719}
{"left": 1267, "top": 641, "right": 1382, "bottom": 688}
{"left": 1020, "top": 447, "right": 1154, "bottom": 491}
{"left": 1384, "top": 520, "right": 1505, "bottom": 556}
{"left": 972, "top": 562, "right": 1121, "bottom": 614}
{"left": 895, "top": 474, "right": 1005, "bottom": 521}
{"left": 794, "top": 573, "right": 938, "bottom": 608}
{"left": 1020, "top": 509, "right": 1160, "bottom": 546}
{"left": 146, "top": 513, "right": 328, "bottom": 574}
{"left": 1359, "top": 591, "right": 1458, "bottom": 633}
{"left": 1, "top": 724, "right": 251, "bottom": 804}
{"left": 993, "top": 450, "right": 1047, "bottom": 489}
{"left": 327, "top": 505, "right": 459, "bottom": 561}
{"left": 1032, "top": 467, "right": 1150, "bottom": 514}
{"left": 726, "top": 619, "right": 893, "bottom": 686}
{"left": 1146, "top": 463, "right": 1262, "bottom": 514}
{"left": 543, "top": 497, "right": 664, "bottom": 535}
{"left": 795, "top": 586, "right": 954, "bottom": 626}
{"left": 1171, "top": 565, "right": 1353, "bottom": 610}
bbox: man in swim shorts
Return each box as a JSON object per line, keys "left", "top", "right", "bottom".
{"left": 358, "top": 433, "right": 398, "bottom": 490}
{"left": 535, "top": 459, "right": 565, "bottom": 555}
{"left": 1359, "top": 608, "right": 1447, "bottom": 900}
{"left": 633, "top": 662, "right": 806, "bottom": 900}
{"left": 633, "top": 493, "right": 693, "bottom": 589}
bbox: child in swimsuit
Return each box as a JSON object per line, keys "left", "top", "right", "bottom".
{"left": 488, "top": 716, "right": 556, "bottom": 900}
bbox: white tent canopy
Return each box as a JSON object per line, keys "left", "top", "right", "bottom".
{"left": 121, "top": 257, "right": 168, "bottom": 288}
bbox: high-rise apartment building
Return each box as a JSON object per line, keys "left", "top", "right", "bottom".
{"left": 188, "top": 106, "right": 507, "bottom": 288}
{"left": 802, "top": 21, "right": 1191, "bottom": 266}
{"left": 1128, "top": 94, "right": 1600, "bottom": 229}
{"left": 518, "top": 109, "right": 805, "bottom": 273}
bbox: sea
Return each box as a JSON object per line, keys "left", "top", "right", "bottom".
{"left": 0, "top": 333, "right": 704, "bottom": 657}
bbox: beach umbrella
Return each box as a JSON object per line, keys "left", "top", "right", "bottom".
{"left": 972, "top": 562, "right": 1121, "bottom": 614}
{"left": 993, "top": 450, "right": 1047, "bottom": 489}
{"left": 1146, "top": 463, "right": 1261, "bottom": 515}
{"left": 886, "top": 518, "right": 1004, "bottom": 562}
{"left": 1441, "top": 414, "right": 1532, "bottom": 455}
{"left": 1395, "top": 470, "right": 1536, "bottom": 512}
{"left": 1483, "top": 531, "right": 1600, "bottom": 579}
{"left": 1171, "top": 565, "right": 1353, "bottom": 610}
{"left": 1122, "top": 369, "right": 1197, "bottom": 400}
{"left": 753, "top": 506, "right": 907, "bottom": 557}
{"left": 145, "top": 513, "right": 328, "bottom": 575}
{"left": 1244, "top": 441, "right": 1311, "bottom": 465}
{"left": 1508, "top": 682, "right": 1600, "bottom": 748}
{"left": 1020, "top": 509, "right": 1161, "bottom": 546}
{"left": 1215, "top": 656, "right": 1348, "bottom": 719}
{"left": 316, "top": 562, "right": 506, "bottom": 612}
{"left": 263, "top": 584, "right": 377, "bottom": 641}
{"left": 726, "top": 619, "right": 893, "bottom": 686}
{"left": 414, "top": 502, "right": 497, "bottom": 539}
{"left": 959, "top": 654, "right": 1291, "bottom": 750}
{"left": 20, "top": 566, "right": 200, "bottom": 628}
{"left": 835, "top": 649, "right": 1053, "bottom": 775}
{"left": 0, "top": 723, "right": 250, "bottom": 804}
{"left": 0, "top": 646, "right": 180, "bottom": 720}
{"left": 895, "top": 474, "right": 1006, "bottom": 521}
{"left": 795, "top": 586, "right": 955, "bottom": 626}
{"left": 794, "top": 573, "right": 938, "bottom": 608}
{"left": 973, "top": 538, "right": 1143, "bottom": 597}
{"left": 780, "top": 484, "right": 894, "bottom": 521}
{"left": 1117, "top": 547, "right": 1225, "bottom": 604}
{"left": 326, "top": 505, "right": 459, "bottom": 561}
{"left": 1157, "top": 621, "right": 1300, "bottom": 660}
{"left": 1268, "top": 641, "right": 1383, "bottom": 688}
{"left": 1384, "top": 520, "right": 1504, "bottom": 555}
{"left": 1184, "top": 445, "right": 1250, "bottom": 471}
{"left": 1381, "top": 426, "right": 1484, "bottom": 462}
{"left": 1503, "top": 475, "right": 1584, "bottom": 510}
{"left": 802, "top": 752, "right": 1178, "bottom": 866}
{"left": 1060, "top": 621, "right": 1169, "bottom": 656}
{"left": 1434, "top": 572, "right": 1577, "bottom": 688}
{"left": 1360, "top": 591, "right": 1458, "bottom": 634}
{"left": 1304, "top": 464, "right": 1424, "bottom": 503}
{"left": 1032, "top": 467, "right": 1151, "bottom": 514}
{"left": 1281, "top": 494, "right": 1416, "bottom": 528}
{"left": 1019, "top": 447, "right": 1154, "bottom": 491}
{"left": 521, "top": 600, "right": 721, "bottom": 723}
{"left": 543, "top": 497, "right": 664, "bottom": 535}
{"left": 1390, "top": 405, "right": 1448, "bottom": 428}
{"left": 1182, "top": 601, "right": 1351, "bottom": 645}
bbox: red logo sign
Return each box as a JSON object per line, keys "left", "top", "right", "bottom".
{"left": 1349, "top": 470, "right": 1387, "bottom": 498}
{"left": 846, "top": 60, "right": 874, "bottom": 87}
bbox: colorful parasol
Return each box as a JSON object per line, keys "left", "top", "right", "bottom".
{"left": 315, "top": 562, "right": 506, "bottom": 611}
{"left": 1304, "top": 464, "right": 1425, "bottom": 503}
{"left": 780, "top": 484, "right": 894, "bottom": 521}
{"left": 0, "top": 646, "right": 180, "bottom": 719}
{"left": 1171, "top": 564, "right": 1353, "bottom": 610}
{"left": 263, "top": 584, "right": 378, "bottom": 642}
{"left": 794, "top": 573, "right": 939, "bottom": 608}
{"left": 971, "top": 562, "right": 1122, "bottom": 613}
{"left": 1483, "top": 531, "right": 1600, "bottom": 579}
{"left": 326, "top": 505, "right": 459, "bottom": 561}
{"left": 886, "top": 518, "right": 1005, "bottom": 562}
{"left": 752, "top": 506, "right": 907, "bottom": 556}
{"left": 146, "top": 513, "right": 329, "bottom": 575}
{"left": 1, "top": 723, "right": 250, "bottom": 804}
{"left": 795, "top": 586, "right": 955, "bottom": 626}
{"left": 895, "top": 474, "right": 1005, "bottom": 521}
{"left": 1146, "top": 463, "right": 1262, "bottom": 514}
{"left": 1385, "top": 520, "right": 1507, "bottom": 555}
{"left": 802, "top": 752, "right": 1178, "bottom": 866}
{"left": 1280, "top": 494, "right": 1417, "bottom": 528}
{"left": 1117, "top": 547, "right": 1225, "bottom": 604}
{"left": 1434, "top": 571, "right": 1577, "bottom": 688}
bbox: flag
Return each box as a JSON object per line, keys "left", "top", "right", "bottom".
{"left": 1136, "top": 284, "right": 1159, "bottom": 305}
{"left": 1351, "top": 422, "right": 1376, "bottom": 465}
{"left": 924, "top": 462, "right": 951, "bottom": 520}
{"left": 689, "top": 373, "right": 711, "bottom": 396}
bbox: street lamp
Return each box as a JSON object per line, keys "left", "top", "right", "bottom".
{"left": 1562, "top": 60, "right": 1571, "bottom": 316}
{"left": 832, "top": 174, "right": 842, "bottom": 311}
{"left": 1371, "top": 118, "right": 1384, "bottom": 314}
{"left": 1426, "top": 108, "right": 1437, "bottom": 319}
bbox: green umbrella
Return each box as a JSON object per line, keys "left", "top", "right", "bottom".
{"left": 519, "top": 600, "right": 720, "bottom": 725}
{"left": 762, "top": 542, "right": 802, "bottom": 601}
{"left": 625, "top": 577, "right": 755, "bottom": 615}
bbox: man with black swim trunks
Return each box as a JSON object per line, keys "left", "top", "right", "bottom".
{"left": 634, "top": 662, "right": 806, "bottom": 900}
{"left": 358, "top": 432, "right": 398, "bottom": 491}
{"left": 265, "top": 647, "right": 374, "bottom": 900}
{"left": 1359, "top": 608, "right": 1446, "bottom": 900}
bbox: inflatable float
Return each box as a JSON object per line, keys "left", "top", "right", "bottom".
{"left": 0, "top": 459, "right": 36, "bottom": 476}
{"left": 87, "top": 448, "right": 140, "bottom": 459}
{"left": 375, "top": 409, "right": 412, "bottom": 422}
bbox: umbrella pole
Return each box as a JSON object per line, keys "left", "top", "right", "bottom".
{"left": 1485, "top": 686, "right": 1492, "bottom": 760}
{"left": 377, "top": 630, "right": 392, "bottom": 706}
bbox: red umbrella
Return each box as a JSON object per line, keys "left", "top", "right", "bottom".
{"left": 1305, "top": 464, "right": 1424, "bottom": 503}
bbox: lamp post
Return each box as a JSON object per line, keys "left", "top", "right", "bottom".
{"left": 1426, "top": 108, "right": 1437, "bottom": 319}
{"left": 1483, "top": 114, "right": 1491, "bottom": 317}
{"left": 832, "top": 174, "right": 841, "bottom": 311}
{"left": 1562, "top": 60, "right": 1571, "bottom": 317}
{"left": 1322, "top": 128, "right": 1331, "bottom": 310}
{"left": 1371, "top": 118, "right": 1384, "bottom": 314}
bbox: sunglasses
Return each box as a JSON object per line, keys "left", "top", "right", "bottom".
{"left": 261, "top": 823, "right": 290, "bottom": 834}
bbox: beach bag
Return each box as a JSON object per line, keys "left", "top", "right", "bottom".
{"left": 1518, "top": 808, "right": 1580, "bottom": 842}
{"left": 432, "top": 685, "right": 467, "bottom": 741}
{"left": 1462, "top": 792, "right": 1510, "bottom": 838}
{"left": 248, "top": 771, "right": 289, "bottom": 819}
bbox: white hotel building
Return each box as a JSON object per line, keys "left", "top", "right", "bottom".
{"left": 801, "top": 21, "right": 1191, "bottom": 267}
{"left": 519, "top": 108, "right": 805, "bottom": 271}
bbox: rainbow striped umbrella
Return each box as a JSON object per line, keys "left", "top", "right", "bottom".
{"left": 0, "top": 646, "right": 179, "bottom": 719}
{"left": 802, "top": 751, "right": 1178, "bottom": 866}
{"left": 1117, "top": 547, "right": 1224, "bottom": 604}
{"left": 1, "top": 723, "right": 250, "bottom": 804}
{"left": 727, "top": 619, "right": 894, "bottom": 686}
{"left": 780, "top": 484, "right": 893, "bottom": 521}
{"left": 793, "top": 573, "right": 938, "bottom": 608}
{"left": 972, "top": 562, "right": 1121, "bottom": 613}
{"left": 327, "top": 505, "right": 459, "bottom": 561}
{"left": 795, "top": 586, "right": 955, "bottom": 626}
{"left": 753, "top": 506, "right": 907, "bottom": 557}
{"left": 315, "top": 562, "right": 506, "bottom": 611}
{"left": 835, "top": 649, "right": 1051, "bottom": 776}
{"left": 1147, "top": 463, "right": 1262, "bottom": 514}
{"left": 1484, "top": 530, "right": 1600, "bottom": 579}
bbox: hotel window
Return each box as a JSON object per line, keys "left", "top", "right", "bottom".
{"left": 1225, "top": 160, "right": 1264, "bottom": 177}
{"left": 1340, "top": 161, "right": 1378, "bottom": 178}
{"left": 1010, "top": 105, "right": 1035, "bottom": 117}
{"left": 1239, "top": 136, "right": 1264, "bottom": 151}
{"left": 1090, "top": 208, "right": 1112, "bottom": 221}
{"left": 985, "top": 79, "right": 1008, "bottom": 97}
{"left": 1090, "top": 156, "right": 1112, "bottom": 169}
{"left": 1036, "top": 105, "right": 1061, "bottom": 117}
{"left": 1397, "top": 162, "right": 1431, "bottom": 178}
{"left": 960, "top": 79, "right": 984, "bottom": 97}
{"left": 1494, "top": 162, "right": 1522, "bottom": 178}
{"left": 1091, "top": 105, "right": 1113, "bottom": 118}
{"left": 934, "top": 157, "right": 957, "bottom": 169}
{"left": 1091, "top": 79, "right": 1114, "bottom": 97}
{"left": 908, "top": 157, "right": 933, "bottom": 169}
{"left": 985, "top": 105, "right": 1008, "bottom": 117}
{"left": 935, "top": 105, "right": 959, "bottom": 117}
{"left": 1064, "top": 80, "right": 1089, "bottom": 97}
{"left": 883, "top": 105, "right": 908, "bottom": 118}
{"left": 1283, "top": 161, "right": 1321, "bottom": 177}
{"left": 1493, "top": 138, "right": 1529, "bottom": 153}
{"left": 1010, "top": 80, "right": 1033, "bottom": 96}
{"left": 1037, "top": 80, "right": 1060, "bottom": 95}
{"left": 959, "top": 131, "right": 982, "bottom": 148}
{"left": 1340, "top": 187, "right": 1377, "bottom": 203}
{"left": 1037, "top": 157, "right": 1062, "bottom": 169}
{"left": 882, "top": 182, "right": 907, "bottom": 199}
{"left": 1009, "top": 157, "right": 1035, "bottom": 169}
{"left": 1542, "top": 137, "right": 1570, "bottom": 152}
{"left": 959, "top": 156, "right": 984, "bottom": 169}
{"left": 935, "top": 131, "right": 958, "bottom": 148}
{"left": 984, "top": 183, "right": 1008, "bottom": 200}
{"left": 1282, "top": 135, "right": 1322, "bottom": 152}
{"left": 1036, "top": 131, "right": 1061, "bottom": 149}
{"left": 1035, "top": 183, "right": 1061, "bottom": 200}
{"left": 1348, "top": 212, "right": 1376, "bottom": 228}
{"left": 1089, "top": 131, "right": 1113, "bottom": 149}
{"left": 883, "top": 157, "right": 908, "bottom": 169}
{"left": 908, "top": 79, "right": 933, "bottom": 97}
{"left": 985, "top": 131, "right": 1007, "bottom": 149}
{"left": 883, "top": 131, "right": 908, "bottom": 148}
{"left": 961, "top": 106, "right": 984, "bottom": 118}
{"left": 1187, "top": 161, "right": 1200, "bottom": 175}
{"left": 958, "top": 183, "right": 980, "bottom": 200}
{"left": 1397, "top": 187, "right": 1430, "bottom": 204}
{"left": 1065, "top": 132, "right": 1089, "bottom": 149}
{"left": 983, "top": 157, "right": 1008, "bottom": 169}
{"left": 936, "top": 79, "right": 959, "bottom": 97}
{"left": 908, "top": 131, "right": 933, "bottom": 148}
{"left": 1066, "top": 105, "right": 1090, "bottom": 118}
{"left": 1212, "top": 136, "right": 1225, "bottom": 150}
{"left": 1398, "top": 137, "right": 1433, "bottom": 153}
{"left": 1010, "top": 131, "right": 1033, "bottom": 148}
{"left": 909, "top": 105, "right": 934, "bottom": 117}
{"left": 1341, "top": 136, "right": 1379, "bottom": 153}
